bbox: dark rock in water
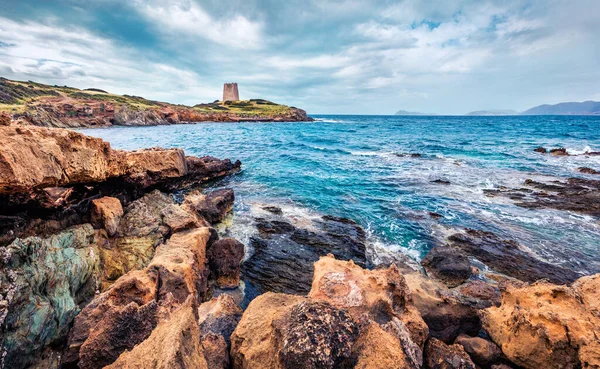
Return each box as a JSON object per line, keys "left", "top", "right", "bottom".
{"left": 421, "top": 247, "right": 472, "bottom": 287}
{"left": 275, "top": 300, "right": 359, "bottom": 369}
{"left": 549, "top": 147, "right": 569, "bottom": 156}
{"left": 242, "top": 213, "right": 367, "bottom": 295}
{"left": 485, "top": 177, "right": 600, "bottom": 217}
{"left": 578, "top": 167, "right": 600, "bottom": 175}
{"left": 424, "top": 338, "right": 476, "bottom": 369}
{"left": 533, "top": 146, "right": 547, "bottom": 153}
{"left": 431, "top": 179, "right": 451, "bottom": 185}
{"left": 454, "top": 334, "right": 504, "bottom": 368}
{"left": 429, "top": 212, "right": 443, "bottom": 219}
{"left": 261, "top": 205, "right": 283, "bottom": 215}
{"left": 182, "top": 188, "right": 234, "bottom": 224}
{"left": 207, "top": 238, "right": 244, "bottom": 289}
{"left": 447, "top": 229, "right": 580, "bottom": 284}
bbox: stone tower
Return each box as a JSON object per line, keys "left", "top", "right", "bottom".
{"left": 223, "top": 83, "right": 239, "bottom": 101}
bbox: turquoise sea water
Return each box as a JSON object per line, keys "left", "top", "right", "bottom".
{"left": 81, "top": 115, "right": 600, "bottom": 275}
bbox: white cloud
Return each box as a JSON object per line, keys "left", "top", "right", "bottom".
{"left": 132, "top": 0, "right": 264, "bottom": 50}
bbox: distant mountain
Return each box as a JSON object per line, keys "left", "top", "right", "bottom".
{"left": 466, "top": 109, "right": 518, "bottom": 116}
{"left": 522, "top": 101, "right": 600, "bottom": 115}
{"left": 395, "top": 110, "right": 430, "bottom": 116}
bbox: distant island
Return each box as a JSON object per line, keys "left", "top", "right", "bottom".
{"left": 0, "top": 78, "right": 313, "bottom": 128}
{"left": 395, "top": 101, "right": 600, "bottom": 116}
{"left": 521, "top": 101, "right": 600, "bottom": 115}
{"left": 395, "top": 109, "right": 432, "bottom": 116}
{"left": 466, "top": 109, "right": 518, "bottom": 116}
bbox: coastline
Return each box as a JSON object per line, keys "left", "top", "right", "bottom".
{"left": 0, "top": 122, "right": 599, "bottom": 369}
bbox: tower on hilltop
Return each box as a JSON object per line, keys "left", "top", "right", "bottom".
{"left": 223, "top": 83, "right": 239, "bottom": 102}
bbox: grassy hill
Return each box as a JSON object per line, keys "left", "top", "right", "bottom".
{"left": 0, "top": 77, "right": 312, "bottom": 127}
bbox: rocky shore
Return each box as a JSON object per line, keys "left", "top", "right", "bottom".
{"left": 1, "top": 126, "right": 599, "bottom": 369}
{"left": 0, "top": 78, "right": 313, "bottom": 128}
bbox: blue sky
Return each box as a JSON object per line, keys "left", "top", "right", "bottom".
{"left": 0, "top": 0, "right": 598, "bottom": 114}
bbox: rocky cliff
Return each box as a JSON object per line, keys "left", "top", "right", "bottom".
{"left": 0, "top": 77, "right": 313, "bottom": 128}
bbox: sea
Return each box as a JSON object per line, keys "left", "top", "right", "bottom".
{"left": 81, "top": 115, "right": 600, "bottom": 275}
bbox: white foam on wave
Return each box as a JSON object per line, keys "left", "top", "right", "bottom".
{"left": 566, "top": 145, "right": 595, "bottom": 155}
{"left": 313, "top": 118, "right": 346, "bottom": 123}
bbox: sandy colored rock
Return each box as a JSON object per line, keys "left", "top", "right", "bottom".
{"left": 230, "top": 293, "right": 305, "bottom": 369}
{"left": 201, "top": 333, "right": 230, "bottom": 369}
{"left": 64, "top": 226, "right": 214, "bottom": 368}
{"left": 351, "top": 323, "right": 411, "bottom": 369}
{"left": 309, "top": 255, "right": 429, "bottom": 350}
{"left": 183, "top": 188, "right": 234, "bottom": 224}
{"left": 481, "top": 274, "right": 600, "bottom": 369}
{"left": 198, "top": 294, "right": 243, "bottom": 346}
{"left": 207, "top": 237, "right": 244, "bottom": 288}
{"left": 105, "top": 297, "right": 208, "bottom": 369}
{"left": 425, "top": 338, "right": 476, "bottom": 369}
{"left": 90, "top": 196, "right": 123, "bottom": 236}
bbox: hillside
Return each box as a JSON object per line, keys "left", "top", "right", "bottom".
{"left": 522, "top": 101, "right": 600, "bottom": 115}
{"left": 395, "top": 109, "right": 429, "bottom": 116}
{"left": 0, "top": 77, "right": 312, "bottom": 128}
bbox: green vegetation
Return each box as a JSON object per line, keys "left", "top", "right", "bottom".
{"left": 193, "top": 99, "right": 293, "bottom": 116}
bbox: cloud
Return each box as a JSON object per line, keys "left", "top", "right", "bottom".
{"left": 132, "top": 0, "right": 264, "bottom": 50}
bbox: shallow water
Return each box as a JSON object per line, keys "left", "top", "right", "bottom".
{"left": 81, "top": 115, "right": 600, "bottom": 275}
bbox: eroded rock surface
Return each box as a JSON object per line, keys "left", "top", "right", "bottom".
{"left": 424, "top": 338, "right": 476, "bottom": 369}
{"left": 481, "top": 274, "right": 600, "bottom": 369}
{"left": 207, "top": 238, "right": 245, "bottom": 288}
{"left": 242, "top": 213, "right": 367, "bottom": 295}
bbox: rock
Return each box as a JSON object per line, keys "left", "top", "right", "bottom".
{"left": 90, "top": 197, "right": 123, "bottom": 236}
{"left": 197, "top": 294, "right": 243, "bottom": 346}
{"left": 549, "top": 148, "right": 569, "bottom": 156}
{"left": 262, "top": 205, "right": 283, "bottom": 214}
{"left": 350, "top": 322, "right": 411, "bottom": 369}
{"left": 455, "top": 334, "right": 503, "bottom": 367}
{"left": 431, "top": 179, "right": 451, "bottom": 185}
{"left": 0, "top": 225, "right": 99, "bottom": 369}
{"left": 421, "top": 246, "right": 472, "bottom": 287}
{"left": 424, "top": 338, "right": 476, "bottom": 369}
{"left": 446, "top": 229, "right": 581, "bottom": 284}
{"left": 533, "top": 147, "right": 547, "bottom": 153}
{"left": 64, "top": 226, "right": 214, "bottom": 368}
{"left": 201, "top": 333, "right": 229, "bottom": 369}
{"left": 207, "top": 238, "right": 244, "bottom": 288}
{"left": 104, "top": 297, "right": 208, "bottom": 369}
{"left": 276, "top": 300, "right": 359, "bottom": 369}
{"left": 405, "top": 273, "right": 489, "bottom": 343}
{"left": 242, "top": 214, "right": 367, "bottom": 295}
{"left": 117, "top": 190, "right": 173, "bottom": 238}
{"left": 0, "top": 112, "right": 11, "bottom": 126}
{"left": 481, "top": 274, "right": 600, "bottom": 369}
{"left": 161, "top": 202, "right": 206, "bottom": 232}
{"left": 183, "top": 188, "right": 234, "bottom": 224}
{"left": 578, "top": 167, "right": 600, "bottom": 175}
{"left": 230, "top": 292, "right": 306, "bottom": 369}
{"left": 484, "top": 177, "right": 600, "bottom": 218}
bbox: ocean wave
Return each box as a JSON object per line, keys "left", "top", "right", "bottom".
{"left": 566, "top": 145, "right": 595, "bottom": 155}
{"left": 313, "top": 118, "right": 346, "bottom": 123}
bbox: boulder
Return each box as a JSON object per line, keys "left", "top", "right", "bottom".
{"left": 242, "top": 213, "right": 367, "bottom": 295}
{"left": 104, "top": 297, "right": 208, "bottom": 369}
{"left": 533, "top": 147, "right": 547, "bottom": 153}
{"left": 578, "top": 167, "right": 600, "bottom": 175}
{"left": 549, "top": 148, "right": 569, "bottom": 156}
{"left": 207, "top": 238, "right": 244, "bottom": 288}
{"left": 424, "top": 338, "right": 476, "bottom": 369}
{"left": 421, "top": 246, "right": 472, "bottom": 287}
{"left": 481, "top": 274, "right": 600, "bottom": 369}
{"left": 0, "top": 225, "right": 99, "bottom": 369}
{"left": 197, "top": 294, "right": 243, "bottom": 346}
{"left": 90, "top": 196, "right": 123, "bottom": 236}
{"left": 201, "top": 333, "right": 229, "bottom": 369}
{"left": 64, "top": 226, "right": 214, "bottom": 368}
{"left": 455, "top": 334, "right": 503, "bottom": 367}
{"left": 350, "top": 323, "right": 411, "bottom": 369}
{"left": 183, "top": 188, "right": 235, "bottom": 224}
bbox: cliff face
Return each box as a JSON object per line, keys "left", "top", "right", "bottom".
{"left": 0, "top": 78, "right": 313, "bottom": 128}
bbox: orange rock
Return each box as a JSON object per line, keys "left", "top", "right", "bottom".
{"left": 105, "top": 297, "right": 209, "bottom": 369}
{"left": 90, "top": 197, "right": 123, "bottom": 236}
{"left": 481, "top": 274, "right": 600, "bottom": 369}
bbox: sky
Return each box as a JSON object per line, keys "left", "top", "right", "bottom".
{"left": 0, "top": 0, "right": 598, "bottom": 115}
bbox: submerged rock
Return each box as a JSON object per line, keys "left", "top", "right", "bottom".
{"left": 481, "top": 274, "right": 600, "bottom": 369}
{"left": 446, "top": 229, "right": 581, "bottom": 284}
{"left": 549, "top": 147, "right": 569, "bottom": 156}
{"left": 578, "top": 167, "right": 600, "bottom": 175}
{"left": 0, "top": 225, "right": 99, "bottom": 369}
{"left": 242, "top": 213, "right": 367, "bottom": 295}
{"left": 533, "top": 147, "right": 547, "bottom": 154}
